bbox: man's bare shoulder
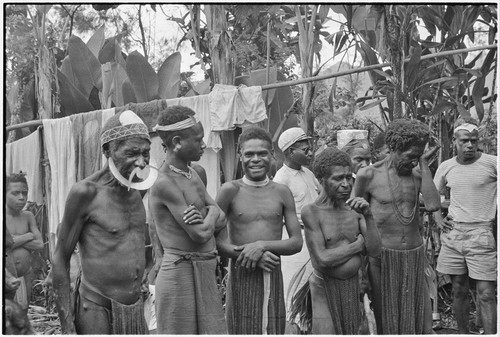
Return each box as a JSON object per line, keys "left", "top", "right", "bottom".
{"left": 68, "top": 179, "right": 99, "bottom": 199}
{"left": 151, "top": 171, "right": 180, "bottom": 196}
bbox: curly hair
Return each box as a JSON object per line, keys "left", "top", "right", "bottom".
{"left": 238, "top": 126, "right": 273, "bottom": 152}
{"left": 312, "top": 147, "right": 352, "bottom": 181}
{"left": 6, "top": 172, "right": 28, "bottom": 190}
{"left": 156, "top": 105, "right": 196, "bottom": 147}
{"left": 385, "top": 119, "right": 429, "bottom": 152}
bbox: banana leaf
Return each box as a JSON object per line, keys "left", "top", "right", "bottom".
{"left": 57, "top": 69, "right": 94, "bottom": 116}
{"left": 68, "top": 35, "right": 103, "bottom": 99}
{"left": 60, "top": 55, "right": 78, "bottom": 88}
{"left": 122, "top": 79, "right": 137, "bottom": 105}
{"left": 157, "top": 51, "right": 181, "bottom": 99}
{"left": 125, "top": 51, "right": 159, "bottom": 103}
{"left": 86, "top": 25, "right": 106, "bottom": 59}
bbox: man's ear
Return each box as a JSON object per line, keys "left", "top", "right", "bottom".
{"left": 172, "top": 135, "right": 182, "bottom": 147}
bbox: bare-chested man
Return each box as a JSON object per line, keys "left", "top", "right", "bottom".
{"left": 216, "top": 126, "right": 303, "bottom": 334}
{"left": 301, "top": 148, "right": 381, "bottom": 334}
{"left": 6, "top": 172, "right": 43, "bottom": 306}
{"left": 150, "top": 105, "right": 226, "bottom": 334}
{"left": 354, "top": 119, "right": 441, "bottom": 334}
{"left": 52, "top": 110, "right": 155, "bottom": 334}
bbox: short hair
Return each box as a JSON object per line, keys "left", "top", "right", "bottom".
{"left": 342, "top": 138, "right": 370, "bottom": 156}
{"left": 373, "top": 132, "right": 386, "bottom": 150}
{"left": 454, "top": 117, "right": 479, "bottom": 129}
{"left": 156, "top": 105, "right": 196, "bottom": 147}
{"left": 312, "top": 147, "right": 352, "bottom": 181}
{"left": 6, "top": 172, "right": 28, "bottom": 190}
{"left": 238, "top": 126, "right": 273, "bottom": 152}
{"left": 385, "top": 119, "right": 429, "bottom": 152}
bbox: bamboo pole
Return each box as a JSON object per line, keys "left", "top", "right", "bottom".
{"left": 261, "top": 44, "right": 498, "bottom": 91}
{"left": 5, "top": 44, "right": 497, "bottom": 133}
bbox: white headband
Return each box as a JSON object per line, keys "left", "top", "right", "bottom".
{"left": 454, "top": 123, "right": 478, "bottom": 134}
{"left": 152, "top": 116, "right": 198, "bottom": 132}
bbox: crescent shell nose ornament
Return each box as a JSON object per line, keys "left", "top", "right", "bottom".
{"left": 108, "top": 157, "right": 159, "bottom": 191}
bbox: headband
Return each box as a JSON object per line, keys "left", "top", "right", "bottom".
{"left": 153, "top": 116, "right": 199, "bottom": 132}
{"left": 454, "top": 123, "right": 478, "bottom": 134}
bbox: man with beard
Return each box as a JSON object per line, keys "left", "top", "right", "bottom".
{"left": 53, "top": 110, "right": 155, "bottom": 334}
{"left": 433, "top": 117, "right": 497, "bottom": 334}
{"left": 216, "top": 126, "right": 303, "bottom": 334}
{"left": 150, "top": 105, "right": 226, "bottom": 334}
{"left": 302, "top": 147, "right": 381, "bottom": 334}
{"left": 354, "top": 119, "right": 441, "bottom": 334}
{"left": 273, "top": 127, "right": 319, "bottom": 317}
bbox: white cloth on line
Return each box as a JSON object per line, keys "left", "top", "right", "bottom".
{"left": 208, "top": 84, "right": 267, "bottom": 131}
{"left": 42, "top": 117, "right": 77, "bottom": 237}
{"left": 5, "top": 128, "right": 44, "bottom": 205}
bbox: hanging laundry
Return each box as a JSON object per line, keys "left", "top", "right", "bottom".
{"left": 209, "top": 84, "right": 267, "bottom": 131}
{"left": 5, "top": 128, "right": 44, "bottom": 205}
{"left": 42, "top": 117, "right": 77, "bottom": 238}
{"left": 71, "top": 108, "right": 116, "bottom": 181}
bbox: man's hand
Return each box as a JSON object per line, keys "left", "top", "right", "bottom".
{"left": 256, "top": 251, "right": 280, "bottom": 272}
{"left": 419, "top": 145, "right": 440, "bottom": 166}
{"left": 183, "top": 205, "right": 204, "bottom": 225}
{"left": 438, "top": 215, "right": 454, "bottom": 233}
{"left": 355, "top": 234, "right": 366, "bottom": 253}
{"left": 234, "top": 241, "right": 266, "bottom": 270}
{"left": 346, "top": 197, "right": 372, "bottom": 216}
{"left": 5, "top": 274, "right": 21, "bottom": 291}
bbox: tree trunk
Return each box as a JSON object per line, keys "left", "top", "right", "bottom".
{"left": 384, "top": 5, "right": 404, "bottom": 119}
{"left": 205, "top": 5, "right": 235, "bottom": 85}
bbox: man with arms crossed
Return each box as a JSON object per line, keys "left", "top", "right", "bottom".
{"left": 302, "top": 147, "right": 381, "bottom": 334}
{"left": 433, "top": 117, "right": 497, "bottom": 334}
{"left": 354, "top": 119, "right": 441, "bottom": 334}
{"left": 53, "top": 110, "right": 154, "bottom": 334}
{"left": 216, "top": 126, "right": 303, "bottom": 334}
{"left": 150, "top": 105, "right": 226, "bottom": 334}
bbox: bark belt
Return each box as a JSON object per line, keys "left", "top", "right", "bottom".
{"left": 79, "top": 282, "right": 112, "bottom": 309}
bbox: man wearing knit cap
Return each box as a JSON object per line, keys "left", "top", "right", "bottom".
{"left": 53, "top": 110, "right": 154, "bottom": 334}
{"left": 274, "top": 127, "right": 319, "bottom": 328}
{"left": 433, "top": 117, "right": 497, "bottom": 334}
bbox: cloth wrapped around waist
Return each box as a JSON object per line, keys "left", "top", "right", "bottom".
{"left": 226, "top": 258, "right": 286, "bottom": 334}
{"left": 78, "top": 280, "right": 148, "bottom": 334}
{"left": 380, "top": 245, "right": 426, "bottom": 334}
{"left": 155, "top": 248, "right": 226, "bottom": 334}
{"left": 310, "top": 270, "right": 362, "bottom": 334}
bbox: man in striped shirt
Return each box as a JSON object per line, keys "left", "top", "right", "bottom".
{"left": 434, "top": 117, "right": 497, "bottom": 334}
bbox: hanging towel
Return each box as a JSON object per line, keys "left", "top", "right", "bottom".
{"left": 5, "top": 128, "right": 44, "bottom": 205}
{"left": 209, "top": 84, "right": 267, "bottom": 131}
{"left": 42, "top": 117, "right": 77, "bottom": 238}
{"left": 71, "top": 108, "right": 115, "bottom": 180}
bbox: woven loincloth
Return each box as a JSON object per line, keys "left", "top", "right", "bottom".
{"left": 155, "top": 249, "right": 226, "bottom": 334}
{"left": 380, "top": 244, "right": 426, "bottom": 334}
{"left": 78, "top": 280, "right": 148, "bottom": 334}
{"left": 226, "top": 259, "right": 286, "bottom": 334}
{"left": 310, "top": 271, "right": 362, "bottom": 334}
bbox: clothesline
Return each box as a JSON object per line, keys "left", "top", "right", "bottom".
{"left": 5, "top": 44, "right": 497, "bottom": 133}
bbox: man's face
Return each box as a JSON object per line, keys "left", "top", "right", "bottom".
{"left": 454, "top": 130, "right": 479, "bottom": 162}
{"left": 392, "top": 145, "right": 425, "bottom": 176}
{"left": 323, "top": 165, "right": 353, "bottom": 201}
{"left": 290, "top": 140, "right": 313, "bottom": 166}
{"left": 6, "top": 182, "right": 28, "bottom": 212}
{"left": 240, "top": 138, "right": 272, "bottom": 181}
{"left": 373, "top": 145, "right": 389, "bottom": 163}
{"left": 178, "top": 123, "right": 206, "bottom": 162}
{"left": 349, "top": 147, "right": 372, "bottom": 174}
{"left": 111, "top": 137, "right": 151, "bottom": 181}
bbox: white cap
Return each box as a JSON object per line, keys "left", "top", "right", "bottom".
{"left": 278, "top": 127, "right": 311, "bottom": 151}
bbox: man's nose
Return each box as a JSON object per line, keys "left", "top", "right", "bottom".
{"left": 135, "top": 156, "right": 147, "bottom": 168}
